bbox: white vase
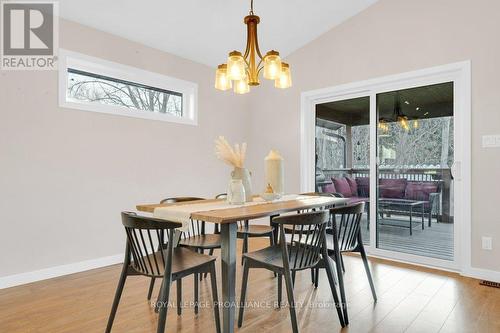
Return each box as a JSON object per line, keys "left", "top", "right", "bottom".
{"left": 231, "top": 167, "right": 253, "bottom": 202}
{"left": 265, "top": 150, "right": 284, "bottom": 195}
{"left": 227, "top": 179, "right": 246, "bottom": 205}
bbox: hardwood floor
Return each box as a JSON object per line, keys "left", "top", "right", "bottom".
{"left": 1, "top": 238, "right": 499, "bottom": 333}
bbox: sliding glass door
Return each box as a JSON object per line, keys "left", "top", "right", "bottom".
{"left": 313, "top": 79, "right": 459, "bottom": 268}
{"left": 315, "top": 95, "right": 371, "bottom": 245}
{"left": 375, "top": 82, "right": 454, "bottom": 261}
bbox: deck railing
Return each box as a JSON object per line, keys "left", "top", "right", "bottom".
{"left": 318, "top": 167, "right": 453, "bottom": 223}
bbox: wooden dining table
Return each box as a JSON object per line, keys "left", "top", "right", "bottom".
{"left": 137, "top": 195, "right": 348, "bottom": 333}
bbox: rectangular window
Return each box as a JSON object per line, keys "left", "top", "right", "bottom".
{"left": 59, "top": 49, "right": 197, "bottom": 125}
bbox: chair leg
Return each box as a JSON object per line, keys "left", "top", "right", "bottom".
{"left": 333, "top": 253, "right": 348, "bottom": 325}
{"left": 209, "top": 263, "right": 221, "bottom": 333}
{"left": 270, "top": 233, "right": 277, "bottom": 277}
{"left": 359, "top": 246, "right": 377, "bottom": 302}
{"left": 238, "top": 260, "right": 250, "bottom": 328}
{"left": 314, "top": 267, "right": 319, "bottom": 288}
{"left": 277, "top": 273, "right": 282, "bottom": 307}
{"left": 156, "top": 273, "right": 172, "bottom": 333}
{"left": 271, "top": 217, "right": 279, "bottom": 244}
{"left": 176, "top": 279, "right": 182, "bottom": 315}
{"left": 291, "top": 270, "right": 296, "bottom": 287}
{"left": 194, "top": 272, "right": 199, "bottom": 314}
{"left": 323, "top": 257, "right": 345, "bottom": 327}
{"left": 147, "top": 277, "right": 156, "bottom": 300}
{"left": 340, "top": 253, "right": 346, "bottom": 273}
{"left": 310, "top": 268, "right": 315, "bottom": 284}
{"left": 155, "top": 279, "right": 164, "bottom": 313}
{"left": 105, "top": 266, "right": 128, "bottom": 333}
{"left": 241, "top": 234, "right": 248, "bottom": 265}
{"left": 204, "top": 248, "right": 215, "bottom": 278}
{"left": 283, "top": 268, "right": 299, "bottom": 333}
{"left": 199, "top": 249, "right": 204, "bottom": 281}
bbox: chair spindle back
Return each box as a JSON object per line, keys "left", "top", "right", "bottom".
{"left": 121, "top": 212, "right": 181, "bottom": 277}
{"left": 329, "top": 202, "right": 365, "bottom": 252}
{"left": 274, "top": 210, "right": 329, "bottom": 271}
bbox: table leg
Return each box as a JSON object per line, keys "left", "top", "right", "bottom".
{"left": 221, "top": 223, "right": 237, "bottom": 333}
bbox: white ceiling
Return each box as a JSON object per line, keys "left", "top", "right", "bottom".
{"left": 60, "top": 0, "right": 378, "bottom": 67}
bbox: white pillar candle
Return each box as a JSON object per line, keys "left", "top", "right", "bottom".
{"left": 265, "top": 150, "right": 284, "bottom": 195}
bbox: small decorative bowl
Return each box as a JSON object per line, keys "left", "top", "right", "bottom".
{"left": 260, "top": 193, "right": 281, "bottom": 201}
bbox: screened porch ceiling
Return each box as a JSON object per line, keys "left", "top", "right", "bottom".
{"left": 316, "top": 82, "right": 453, "bottom": 126}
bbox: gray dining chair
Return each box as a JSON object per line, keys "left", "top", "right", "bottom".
{"left": 147, "top": 197, "right": 222, "bottom": 316}
{"left": 312, "top": 202, "right": 377, "bottom": 325}
{"left": 106, "top": 212, "right": 220, "bottom": 333}
{"left": 237, "top": 210, "right": 345, "bottom": 332}
{"left": 215, "top": 193, "right": 275, "bottom": 265}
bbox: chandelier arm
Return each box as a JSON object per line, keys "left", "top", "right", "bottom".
{"left": 243, "top": 57, "right": 251, "bottom": 68}
{"left": 256, "top": 58, "right": 263, "bottom": 70}
{"left": 243, "top": 24, "right": 252, "bottom": 59}
{"left": 254, "top": 35, "right": 263, "bottom": 60}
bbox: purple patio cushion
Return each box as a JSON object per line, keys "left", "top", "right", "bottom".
{"left": 356, "top": 177, "right": 370, "bottom": 197}
{"left": 322, "top": 182, "right": 337, "bottom": 194}
{"left": 345, "top": 177, "right": 358, "bottom": 197}
{"left": 332, "top": 177, "right": 352, "bottom": 198}
{"left": 405, "top": 182, "right": 438, "bottom": 201}
{"left": 379, "top": 178, "right": 407, "bottom": 199}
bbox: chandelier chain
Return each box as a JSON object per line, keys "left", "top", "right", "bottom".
{"left": 249, "top": 0, "right": 254, "bottom": 15}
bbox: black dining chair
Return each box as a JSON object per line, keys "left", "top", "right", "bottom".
{"left": 148, "top": 197, "right": 222, "bottom": 316}
{"left": 313, "top": 202, "right": 377, "bottom": 324}
{"left": 106, "top": 212, "right": 220, "bottom": 333}
{"left": 214, "top": 193, "right": 275, "bottom": 265}
{"left": 238, "top": 210, "right": 345, "bottom": 332}
{"left": 163, "top": 197, "right": 221, "bottom": 259}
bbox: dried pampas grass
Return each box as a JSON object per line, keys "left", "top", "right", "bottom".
{"left": 215, "top": 136, "right": 247, "bottom": 168}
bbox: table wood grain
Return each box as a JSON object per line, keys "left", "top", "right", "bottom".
{"left": 136, "top": 196, "right": 347, "bottom": 224}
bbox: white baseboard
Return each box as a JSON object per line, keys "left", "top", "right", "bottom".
{"left": 462, "top": 266, "right": 500, "bottom": 283}
{"left": 2, "top": 252, "right": 499, "bottom": 290}
{"left": 0, "top": 253, "right": 124, "bottom": 289}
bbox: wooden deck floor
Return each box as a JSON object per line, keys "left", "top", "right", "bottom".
{"left": 1, "top": 238, "right": 497, "bottom": 333}
{"left": 360, "top": 216, "right": 454, "bottom": 261}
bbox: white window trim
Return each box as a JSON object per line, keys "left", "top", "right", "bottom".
{"left": 58, "top": 49, "right": 198, "bottom": 126}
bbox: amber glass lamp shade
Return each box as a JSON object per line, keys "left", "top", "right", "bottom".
{"left": 215, "top": 64, "right": 232, "bottom": 91}
{"left": 263, "top": 50, "right": 282, "bottom": 80}
{"left": 227, "top": 51, "right": 246, "bottom": 81}
{"left": 275, "top": 63, "right": 292, "bottom": 89}
{"left": 234, "top": 77, "right": 250, "bottom": 94}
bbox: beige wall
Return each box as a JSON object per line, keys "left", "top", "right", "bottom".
{"left": 2, "top": 0, "right": 499, "bottom": 280}
{"left": 0, "top": 20, "right": 250, "bottom": 277}
{"left": 246, "top": 0, "right": 500, "bottom": 272}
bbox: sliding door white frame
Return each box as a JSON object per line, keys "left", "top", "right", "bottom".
{"left": 300, "top": 61, "right": 471, "bottom": 273}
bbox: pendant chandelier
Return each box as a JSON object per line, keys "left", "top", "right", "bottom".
{"left": 214, "top": 0, "right": 292, "bottom": 94}
{"left": 379, "top": 92, "right": 419, "bottom": 133}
